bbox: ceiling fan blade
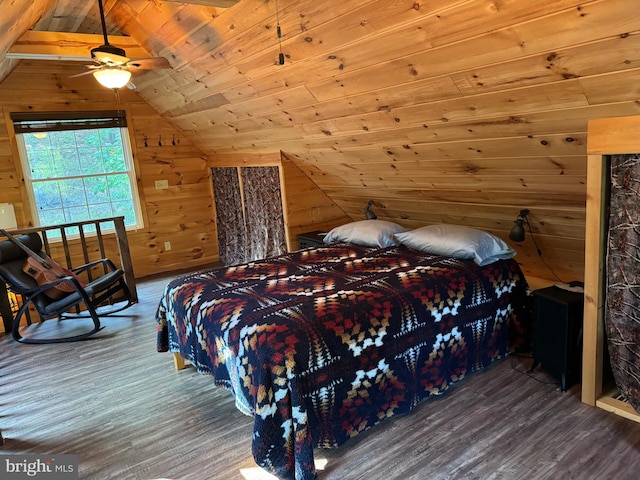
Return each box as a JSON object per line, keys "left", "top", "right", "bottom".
{"left": 125, "top": 57, "right": 171, "bottom": 70}
{"left": 69, "top": 69, "right": 100, "bottom": 78}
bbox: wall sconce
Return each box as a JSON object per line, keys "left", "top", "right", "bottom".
{"left": 364, "top": 200, "right": 377, "bottom": 220}
{"left": 509, "top": 209, "right": 530, "bottom": 242}
{"left": 508, "top": 208, "right": 567, "bottom": 283}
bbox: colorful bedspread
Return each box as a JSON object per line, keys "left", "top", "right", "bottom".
{"left": 156, "top": 243, "right": 530, "bottom": 480}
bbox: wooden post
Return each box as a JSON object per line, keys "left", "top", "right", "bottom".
{"left": 581, "top": 154, "right": 607, "bottom": 405}
{"left": 113, "top": 216, "right": 137, "bottom": 302}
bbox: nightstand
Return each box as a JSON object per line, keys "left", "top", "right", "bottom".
{"left": 530, "top": 285, "right": 584, "bottom": 392}
{"left": 297, "top": 230, "right": 326, "bottom": 249}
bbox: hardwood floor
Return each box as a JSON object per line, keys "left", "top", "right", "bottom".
{"left": 1, "top": 271, "right": 639, "bottom": 480}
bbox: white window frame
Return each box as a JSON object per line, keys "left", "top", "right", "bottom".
{"left": 12, "top": 111, "right": 143, "bottom": 235}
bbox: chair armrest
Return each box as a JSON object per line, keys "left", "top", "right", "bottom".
{"left": 25, "top": 274, "right": 85, "bottom": 298}
{"left": 71, "top": 258, "right": 118, "bottom": 274}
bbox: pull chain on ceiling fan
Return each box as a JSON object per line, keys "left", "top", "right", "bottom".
{"left": 71, "top": 0, "right": 170, "bottom": 89}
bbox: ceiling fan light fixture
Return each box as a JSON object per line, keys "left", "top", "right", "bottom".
{"left": 91, "top": 44, "right": 127, "bottom": 63}
{"left": 92, "top": 68, "right": 131, "bottom": 89}
{"left": 91, "top": 48, "right": 128, "bottom": 66}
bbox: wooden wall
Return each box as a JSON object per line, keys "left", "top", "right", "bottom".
{"left": 0, "top": 60, "right": 217, "bottom": 278}
{"left": 0, "top": 61, "right": 351, "bottom": 277}
{"left": 2, "top": 0, "right": 640, "bottom": 284}
{"left": 122, "top": 0, "right": 640, "bottom": 285}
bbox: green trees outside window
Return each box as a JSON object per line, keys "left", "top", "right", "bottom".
{"left": 16, "top": 125, "right": 142, "bottom": 236}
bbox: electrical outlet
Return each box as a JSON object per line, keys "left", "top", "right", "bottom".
{"left": 155, "top": 179, "right": 169, "bottom": 190}
{"left": 164, "top": 241, "right": 172, "bottom": 251}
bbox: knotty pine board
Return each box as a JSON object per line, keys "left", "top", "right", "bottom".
{"left": 228, "top": 0, "right": 626, "bottom": 103}
{"left": 451, "top": 33, "right": 640, "bottom": 95}
{"left": 0, "top": 61, "right": 218, "bottom": 278}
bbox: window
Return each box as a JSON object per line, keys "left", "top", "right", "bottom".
{"left": 11, "top": 110, "right": 143, "bottom": 235}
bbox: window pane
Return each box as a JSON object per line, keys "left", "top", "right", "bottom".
{"left": 112, "top": 201, "right": 135, "bottom": 226}
{"left": 107, "top": 174, "right": 132, "bottom": 201}
{"left": 55, "top": 148, "right": 81, "bottom": 177}
{"left": 32, "top": 181, "right": 62, "bottom": 209}
{"left": 74, "top": 129, "right": 97, "bottom": 147}
{"left": 25, "top": 133, "right": 51, "bottom": 154}
{"left": 99, "top": 129, "right": 120, "bottom": 147}
{"left": 89, "top": 203, "right": 114, "bottom": 219}
{"left": 37, "top": 208, "right": 65, "bottom": 227}
{"left": 78, "top": 146, "right": 104, "bottom": 174}
{"left": 28, "top": 149, "right": 55, "bottom": 180}
{"left": 17, "top": 120, "right": 142, "bottom": 231}
{"left": 59, "top": 178, "right": 87, "bottom": 207}
{"left": 65, "top": 205, "right": 90, "bottom": 223}
{"left": 48, "top": 130, "right": 75, "bottom": 148}
{"left": 84, "top": 176, "right": 109, "bottom": 203}
{"left": 100, "top": 130, "right": 126, "bottom": 171}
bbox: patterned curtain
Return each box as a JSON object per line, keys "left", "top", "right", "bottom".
{"left": 242, "top": 166, "right": 287, "bottom": 261}
{"left": 211, "top": 167, "right": 246, "bottom": 266}
{"left": 606, "top": 153, "right": 640, "bottom": 413}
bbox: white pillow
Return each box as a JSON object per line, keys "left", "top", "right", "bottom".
{"left": 323, "top": 220, "right": 406, "bottom": 248}
{"left": 394, "top": 224, "right": 516, "bottom": 266}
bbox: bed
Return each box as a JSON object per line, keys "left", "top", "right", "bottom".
{"left": 156, "top": 223, "right": 530, "bottom": 480}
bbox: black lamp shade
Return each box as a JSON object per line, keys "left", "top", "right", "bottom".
{"left": 364, "top": 200, "right": 377, "bottom": 220}
{"left": 509, "top": 219, "right": 525, "bottom": 242}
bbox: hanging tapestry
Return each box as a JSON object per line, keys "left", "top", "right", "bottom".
{"left": 242, "top": 166, "right": 287, "bottom": 261}
{"left": 607, "top": 153, "right": 640, "bottom": 413}
{"left": 212, "top": 167, "right": 246, "bottom": 266}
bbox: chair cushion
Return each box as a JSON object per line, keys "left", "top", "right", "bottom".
{"left": 0, "top": 233, "right": 49, "bottom": 293}
{"left": 43, "top": 269, "right": 124, "bottom": 315}
{"left": 0, "top": 233, "right": 43, "bottom": 263}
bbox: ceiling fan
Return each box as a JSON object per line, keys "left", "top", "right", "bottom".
{"left": 73, "top": 0, "right": 170, "bottom": 89}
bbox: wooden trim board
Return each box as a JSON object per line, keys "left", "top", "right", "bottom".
{"left": 587, "top": 116, "right": 640, "bottom": 154}
{"left": 596, "top": 388, "right": 640, "bottom": 424}
{"left": 583, "top": 115, "right": 640, "bottom": 422}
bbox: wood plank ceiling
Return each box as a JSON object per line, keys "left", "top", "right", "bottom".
{"left": 1, "top": 0, "right": 640, "bottom": 283}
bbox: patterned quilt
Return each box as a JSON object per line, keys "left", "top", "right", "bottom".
{"left": 156, "top": 243, "right": 530, "bottom": 480}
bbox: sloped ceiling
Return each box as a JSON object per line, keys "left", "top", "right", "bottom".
{"left": 2, "top": 0, "right": 640, "bottom": 282}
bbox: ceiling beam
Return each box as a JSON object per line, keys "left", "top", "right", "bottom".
{"left": 162, "top": 0, "right": 239, "bottom": 7}
{"left": 6, "top": 30, "right": 150, "bottom": 61}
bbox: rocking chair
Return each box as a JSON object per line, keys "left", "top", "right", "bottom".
{"left": 0, "top": 232, "right": 134, "bottom": 344}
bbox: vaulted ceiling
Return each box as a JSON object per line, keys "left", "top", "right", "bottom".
{"left": 2, "top": 0, "right": 640, "bottom": 282}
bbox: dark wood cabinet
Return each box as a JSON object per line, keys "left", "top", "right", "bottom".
{"left": 531, "top": 286, "right": 584, "bottom": 392}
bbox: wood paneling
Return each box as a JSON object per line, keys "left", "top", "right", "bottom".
{"left": 0, "top": 60, "right": 217, "bottom": 278}
{"left": 6, "top": 31, "right": 150, "bottom": 61}
{"left": 1, "top": 0, "right": 639, "bottom": 282}
{"left": 587, "top": 116, "right": 640, "bottom": 154}
{"left": 280, "top": 153, "right": 351, "bottom": 244}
